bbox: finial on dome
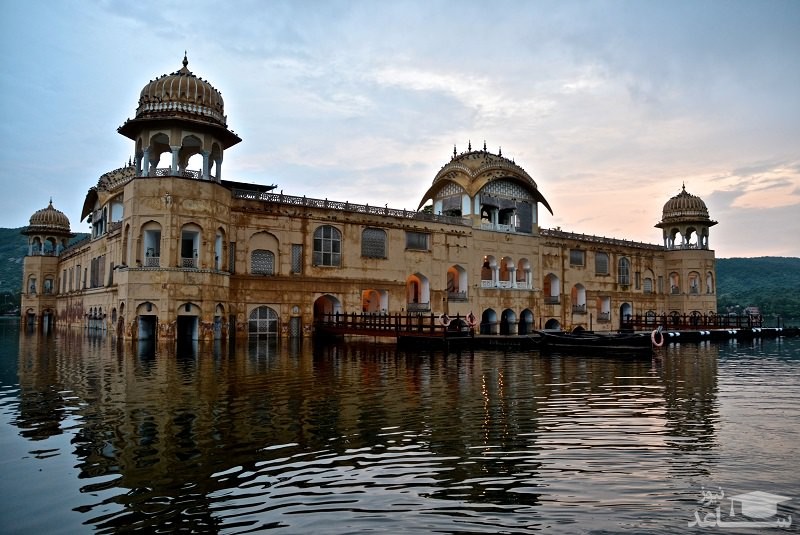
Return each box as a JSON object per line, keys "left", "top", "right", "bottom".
{"left": 468, "top": 140, "right": 472, "bottom": 151}
{"left": 183, "top": 51, "right": 188, "bottom": 69}
{"left": 49, "top": 197, "right": 53, "bottom": 207}
{"left": 498, "top": 147, "right": 502, "bottom": 157}
{"left": 453, "top": 144, "right": 457, "bottom": 158}
{"left": 483, "top": 140, "right": 487, "bottom": 151}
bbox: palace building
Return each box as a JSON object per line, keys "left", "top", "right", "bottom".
{"left": 21, "top": 56, "right": 718, "bottom": 341}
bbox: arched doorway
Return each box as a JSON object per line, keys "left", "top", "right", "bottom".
{"left": 177, "top": 302, "right": 200, "bottom": 340}
{"left": 544, "top": 318, "right": 561, "bottom": 330}
{"left": 361, "top": 289, "right": 387, "bottom": 314}
{"left": 214, "top": 304, "right": 225, "bottom": 340}
{"left": 405, "top": 273, "right": 430, "bottom": 312}
{"left": 620, "top": 302, "right": 632, "bottom": 330}
{"left": 519, "top": 309, "right": 534, "bottom": 334}
{"left": 480, "top": 309, "right": 498, "bottom": 335}
{"left": 42, "top": 309, "right": 55, "bottom": 333}
{"left": 314, "top": 295, "right": 343, "bottom": 323}
{"left": 136, "top": 302, "right": 158, "bottom": 340}
{"left": 500, "top": 308, "right": 517, "bottom": 335}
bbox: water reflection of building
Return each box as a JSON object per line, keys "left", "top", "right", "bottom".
{"left": 15, "top": 332, "right": 65, "bottom": 441}
{"left": 660, "top": 343, "right": 720, "bottom": 471}
{"left": 21, "top": 56, "right": 717, "bottom": 342}
{"left": 10, "top": 332, "right": 726, "bottom": 528}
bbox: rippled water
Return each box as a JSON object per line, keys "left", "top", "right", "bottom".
{"left": 1, "top": 318, "right": 798, "bottom": 534}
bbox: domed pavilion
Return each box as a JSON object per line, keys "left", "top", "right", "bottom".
{"left": 22, "top": 199, "right": 74, "bottom": 256}
{"left": 655, "top": 184, "right": 717, "bottom": 250}
{"left": 117, "top": 54, "right": 241, "bottom": 181}
{"left": 418, "top": 142, "right": 553, "bottom": 233}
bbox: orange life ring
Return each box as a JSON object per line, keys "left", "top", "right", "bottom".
{"left": 466, "top": 311, "right": 478, "bottom": 327}
{"left": 439, "top": 314, "right": 451, "bottom": 327}
{"left": 651, "top": 328, "right": 664, "bottom": 347}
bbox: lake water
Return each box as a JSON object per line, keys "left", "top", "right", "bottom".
{"left": 1, "top": 318, "right": 798, "bottom": 534}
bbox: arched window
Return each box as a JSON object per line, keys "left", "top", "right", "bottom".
{"left": 447, "top": 265, "right": 468, "bottom": 300}
{"left": 251, "top": 249, "right": 275, "bottom": 275}
{"left": 141, "top": 221, "right": 162, "bottom": 267}
{"left": 313, "top": 225, "right": 341, "bottom": 267}
{"left": 618, "top": 257, "right": 631, "bottom": 285}
{"left": 688, "top": 271, "right": 701, "bottom": 294}
{"left": 215, "top": 228, "right": 225, "bottom": 271}
{"left": 516, "top": 258, "right": 532, "bottom": 288}
{"left": 571, "top": 284, "right": 586, "bottom": 313}
{"left": 249, "top": 306, "right": 279, "bottom": 335}
{"left": 361, "top": 228, "right": 386, "bottom": 258}
{"left": 543, "top": 273, "right": 560, "bottom": 304}
{"left": 180, "top": 223, "right": 202, "bottom": 268}
{"left": 670, "top": 272, "right": 680, "bottom": 294}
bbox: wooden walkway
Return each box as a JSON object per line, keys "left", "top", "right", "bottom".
{"left": 315, "top": 312, "right": 474, "bottom": 340}
{"left": 622, "top": 312, "right": 764, "bottom": 331}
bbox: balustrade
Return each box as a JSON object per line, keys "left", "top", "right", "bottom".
{"left": 181, "top": 257, "right": 198, "bottom": 268}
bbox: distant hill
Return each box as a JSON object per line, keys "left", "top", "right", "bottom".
{"left": 0, "top": 227, "right": 28, "bottom": 295}
{"left": 716, "top": 257, "right": 800, "bottom": 326}
{"left": 1, "top": 227, "right": 798, "bottom": 323}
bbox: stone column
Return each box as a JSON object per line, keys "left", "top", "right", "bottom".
{"left": 142, "top": 147, "right": 151, "bottom": 176}
{"left": 170, "top": 146, "right": 181, "bottom": 175}
{"left": 215, "top": 155, "right": 223, "bottom": 182}
{"left": 201, "top": 150, "right": 210, "bottom": 180}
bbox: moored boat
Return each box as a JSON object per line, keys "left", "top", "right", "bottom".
{"left": 536, "top": 330, "right": 654, "bottom": 353}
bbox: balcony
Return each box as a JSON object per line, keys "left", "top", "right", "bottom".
{"left": 447, "top": 291, "right": 467, "bottom": 301}
{"left": 406, "top": 302, "right": 431, "bottom": 313}
{"left": 144, "top": 256, "right": 160, "bottom": 267}
{"left": 572, "top": 304, "right": 587, "bottom": 314}
{"left": 480, "top": 280, "right": 531, "bottom": 290}
{"left": 544, "top": 296, "right": 560, "bottom": 305}
{"left": 597, "top": 311, "right": 611, "bottom": 322}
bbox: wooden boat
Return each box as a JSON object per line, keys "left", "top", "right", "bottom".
{"left": 536, "top": 330, "right": 654, "bottom": 353}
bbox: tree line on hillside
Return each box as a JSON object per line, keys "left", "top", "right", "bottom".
{"left": 716, "top": 257, "right": 800, "bottom": 326}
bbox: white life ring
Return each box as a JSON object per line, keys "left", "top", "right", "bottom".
{"left": 439, "top": 314, "right": 451, "bottom": 327}
{"left": 651, "top": 328, "right": 664, "bottom": 347}
{"left": 466, "top": 311, "right": 478, "bottom": 327}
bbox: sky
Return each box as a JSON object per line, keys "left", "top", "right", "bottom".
{"left": 1, "top": 0, "right": 798, "bottom": 258}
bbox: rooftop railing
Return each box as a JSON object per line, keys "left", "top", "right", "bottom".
{"left": 540, "top": 228, "right": 662, "bottom": 251}
{"left": 231, "top": 189, "right": 471, "bottom": 226}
